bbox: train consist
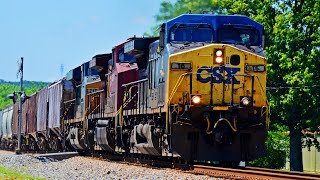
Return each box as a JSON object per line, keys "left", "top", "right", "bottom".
{"left": 0, "top": 14, "right": 269, "bottom": 163}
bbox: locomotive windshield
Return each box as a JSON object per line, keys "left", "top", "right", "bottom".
{"left": 169, "top": 23, "right": 214, "bottom": 43}
{"left": 118, "top": 49, "right": 136, "bottom": 63}
{"left": 218, "top": 27, "right": 260, "bottom": 46}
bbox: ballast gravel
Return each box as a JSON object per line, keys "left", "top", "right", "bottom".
{"left": 0, "top": 150, "right": 221, "bottom": 180}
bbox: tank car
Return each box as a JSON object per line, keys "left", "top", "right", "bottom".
{"left": 0, "top": 105, "right": 13, "bottom": 149}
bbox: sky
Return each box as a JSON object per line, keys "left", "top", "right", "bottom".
{"left": 0, "top": 0, "right": 173, "bottom": 82}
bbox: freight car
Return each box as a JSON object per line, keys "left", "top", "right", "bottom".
{"left": 0, "top": 105, "right": 13, "bottom": 149}
{"left": 1, "top": 14, "right": 269, "bottom": 164}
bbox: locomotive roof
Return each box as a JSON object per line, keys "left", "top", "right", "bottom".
{"left": 165, "top": 14, "right": 264, "bottom": 46}
{"left": 166, "top": 14, "right": 263, "bottom": 29}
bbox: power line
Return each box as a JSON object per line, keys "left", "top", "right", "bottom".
{"left": 267, "top": 84, "right": 320, "bottom": 90}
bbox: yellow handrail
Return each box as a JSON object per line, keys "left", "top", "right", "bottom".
{"left": 254, "top": 76, "right": 271, "bottom": 129}
{"left": 205, "top": 116, "right": 213, "bottom": 134}
{"left": 213, "top": 117, "right": 237, "bottom": 132}
{"left": 168, "top": 72, "right": 188, "bottom": 104}
{"left": 167, "top": 72, "right": 189, "bottom": 132}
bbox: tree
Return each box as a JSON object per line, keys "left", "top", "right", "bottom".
{"left": 153, "top": 0, "right": 320, "bottom": 171}
{"left": 250, "top": 124, "right": 289, "bottom": 169}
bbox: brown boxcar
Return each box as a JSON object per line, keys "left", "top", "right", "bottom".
{"left": 27, "top": 93, "right": 37, "bottom": 134}
{"left": 11, "top": 103, "right": 19, "bottom": 136}
{"left": 37, "top": 87, "right": 48, "bottom": 132}
{"left": 21, "top": 98, "right": 28, "bottom": 134}
{"left": 48, "top": 81, "right": 63, "bottom": 130}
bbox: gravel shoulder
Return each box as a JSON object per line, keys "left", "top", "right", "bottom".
{"left": 0, "top": 150, "right": 221, "bottom": 180}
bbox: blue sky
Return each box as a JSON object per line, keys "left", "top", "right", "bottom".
{"left": 0, "top": 0, "right": 172, "bottom": 82}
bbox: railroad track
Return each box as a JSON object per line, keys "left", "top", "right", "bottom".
{"left": 4, "top": 150, "right": 320, "bottom": 179}
{"left": 192, "top": 165, "right": 320, "bottom": 180}
{"left": 93, "top": 154, "right": 320, "bottom": 179}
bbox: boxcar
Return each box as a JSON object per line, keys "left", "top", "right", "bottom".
{"left": 27, "top": 93, "right": 37, "bottom": 135}
{"left": 12, "top": 103, "right": 19, "bottom": 137}
{"left": 48, "top": 80, "right": 74, "bottom": 151}
{"left": 36, "top": 87, "right": 49, "bottom": 150}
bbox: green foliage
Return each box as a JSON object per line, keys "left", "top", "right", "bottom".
{"left": 0, "top": 81, "right": 48, "bottom": 109}
{"left": 0, "top": 166, "right": 45, "bottom": 180}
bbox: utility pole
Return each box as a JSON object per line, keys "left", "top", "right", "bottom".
{"left": 60, "top": 64, "right": 64, "bottom": 77}
{"left": 16, "top": 57, "right": 23, "bottom": 154}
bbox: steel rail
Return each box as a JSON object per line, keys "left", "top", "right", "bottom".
{"left": 192, "top": 165, "right": 320, "bottom": 180}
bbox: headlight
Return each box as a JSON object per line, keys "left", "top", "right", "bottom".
{"left": 214, "top": 49, "right": 224, "bottom": 64}
{"left": 171, "top": 62, "right": 192, "bottom": 70}
{"left": 240, "top": 96, "right": 252, "bottom": 106}
{"left": 215, "top": 57, "right": 223, "bottom": 64}
{"left": 216, "top": 50, "right": 223, "bottom": 56}
{"left": 192, "top": 95, "right": 201, "bottom": 104}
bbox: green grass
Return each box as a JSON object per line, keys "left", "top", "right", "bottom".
{"left": 0, "top": 166, "right": 46, "bottom": 180}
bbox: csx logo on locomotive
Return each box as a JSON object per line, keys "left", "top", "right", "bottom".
{"left": 196, "top": 66, "right": 241, "bottom": 84}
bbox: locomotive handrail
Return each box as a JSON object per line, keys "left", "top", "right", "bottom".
{"left": 168, "top": 72, "right": 190, "bottom": 104}
{"left": 213, "top": 117, "right": 237, "bottom": 132}
{"left": 167, "top": 71, "right": 204, "bottom": 132}
{"left": 87, "top": 103, "right": 101, "bottom": 117}
{"left": 82, "top": 94, "right": 100, "bottom": 121}
{"left": 117, "top": 92, "right": 138, "bottom": 126}
{"left": 122, "top": 78, "right": 148, "bottom": 87}
{"left": 254, "top": 76, "right": 270, "bottom": 129}
{"left": 63, "top": 98, "right": 76, "bottom": 104}
{"left": 87, "top": 89, "right": 104, "bottom": 96}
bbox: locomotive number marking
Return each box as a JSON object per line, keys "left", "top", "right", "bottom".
{"left": 196, "top": 66, "right": 241, "bottom": 84}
